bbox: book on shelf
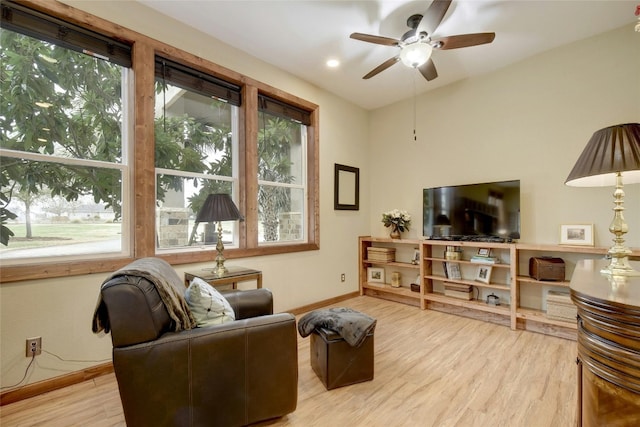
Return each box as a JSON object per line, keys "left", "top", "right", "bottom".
{"left": 444, "top": 288, "right": 473, "bottom": 300}
{"left": 443, "top": 282, "right": 473, "bottom": 300}
{"left": 367, "top": 247, "right": 396, "bottom": 262}
{"left": 470, "top": 256, "right": 498, "bottom": 264}
{"left": 443, "top": 282, "right": 472, "bottom": 292}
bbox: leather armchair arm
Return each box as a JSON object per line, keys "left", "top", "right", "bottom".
{"left": 113, "top": 312, "right": 297, "bottom": 426}
{"left": 221, "top": 288, "right": 273, "bottom": 319}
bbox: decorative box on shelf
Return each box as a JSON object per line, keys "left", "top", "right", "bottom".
{"left": 546, "top": 291, "right": 576, "bottom": 322}
{"left": 529, "top": 257, "right": 565, "bottom": 281}
{"left": 367, "top": 247, "right": 396, "bottom": 262}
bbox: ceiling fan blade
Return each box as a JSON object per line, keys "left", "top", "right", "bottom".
{"left": 419, "top": 0, "right": 452, "bottom": 36}
{"left": 350, "top": 32, "right": 400, "bottom": 47}
{"left": 418, "top": 58, "right": 438, "bottom": 81}
{"left": 432, "top": 33, "right": 496, "bottom": 50}
{"left": 363, "top": 56, "right": 400, "bottom": 79}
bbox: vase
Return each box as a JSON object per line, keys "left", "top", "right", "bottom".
{"left": 390, "top": 226, "right": 401, "bottom": 239}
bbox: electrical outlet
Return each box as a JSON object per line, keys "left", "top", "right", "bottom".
{"left": 25, "top": 337, "right": 42, "bottom": 357}
{"left": 341, "top": 273, "right": 346, "bottom": 282}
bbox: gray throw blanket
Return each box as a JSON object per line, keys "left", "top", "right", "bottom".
{"left": 92, "top": 257, "right": 196, "bottom": 334}
{"left": 298, "top": 307, "right": 376, "bottom": 347}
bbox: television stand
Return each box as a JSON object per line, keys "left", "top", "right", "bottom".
{"left": 428, "top": 235, "right": 512, "bottom": 243}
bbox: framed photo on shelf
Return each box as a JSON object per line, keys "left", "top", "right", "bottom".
{"left": 445, "top": 262, "right": 462, "bottom": 280}
{"left": 477, "top": 248, "right": 491, "bottom": 257}
{"left": 560, "top": 224, "right": 594, "bottom": 246}
{"left": 367, "top": 267, "right": 385, "bottom": 283}
{"left": 475, "top": 266, "right": 492, "bottom": 283}
{"left": 411, "top": 249, "right": 421, "bottom": 265}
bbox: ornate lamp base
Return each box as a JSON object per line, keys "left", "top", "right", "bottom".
{"left": 213, "top": 221, "right": 228, "bottom": 276}
{"left": 601, "top": 173, "right": 639, "bottom": 277}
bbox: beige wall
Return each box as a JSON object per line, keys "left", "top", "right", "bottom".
{"left": 0, "top": 1, "right": 370, "bottom": 388}
{"left": 368, "top": 25, "right": 639, "bottom": 248}
{"left": 1, "top": 3, "right": 638, "bottom": 389}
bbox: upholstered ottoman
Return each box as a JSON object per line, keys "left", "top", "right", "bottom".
{"left": 310, "top": 327, "right": 374, "bottom": 390}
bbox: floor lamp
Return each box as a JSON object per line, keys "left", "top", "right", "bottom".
{"left": 565, "top": 123, "right": 640, "bottom": 276}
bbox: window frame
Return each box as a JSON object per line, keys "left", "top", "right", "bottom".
{"left": 256, "top": 99, "right": 309, "bottom": 246}
{"left": 153, "top": 56, "right": 242, "bottom": 253}
{"left": 0, "top": 0, "right": 319, "bottom": 282}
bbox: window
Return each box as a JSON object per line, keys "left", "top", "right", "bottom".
{"left": 0, "top": 1, "right": 319, "bottom": 281}
{"left": 154, "top": 57, "right": 240, "bottom": 251}
{"left": 257, "top": 95, "right": 309, "bottom": 244}
{"left": 0, "top": 2, "right": 132, "bottom": 263}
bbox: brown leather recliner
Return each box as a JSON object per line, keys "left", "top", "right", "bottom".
{"left": 98, "top": 267, "right": 298, "bottom": 427}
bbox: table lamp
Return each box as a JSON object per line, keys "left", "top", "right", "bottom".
{"left": 565, "top": 123, "right": 640, "bottom": 276}
{"left": 195, "top": 193, "right": 244, "bottom": 276}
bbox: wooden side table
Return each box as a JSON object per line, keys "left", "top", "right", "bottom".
{"left": 570, "top": 259, "right": 640, "bottom": 427}
{"left": 184, "top": 266, "right": 262, "bottom": 290}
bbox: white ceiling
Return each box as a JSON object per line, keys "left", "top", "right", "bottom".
{"left": 139, "top": 0, "right": 639, "bottom": 110}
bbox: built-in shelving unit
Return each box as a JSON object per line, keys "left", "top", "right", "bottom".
{"left": 359, "top": 236, "right": 640, "bottom": 340}
{"left": 421, "top": 239, "right": 517, "bottom": 329}
{"left": 359, "top": 237, "right": 422, "bottom": 307}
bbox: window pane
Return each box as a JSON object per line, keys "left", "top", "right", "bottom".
{"left": 155, "top": 67, "right": 239, "bottom": 253}
{"left": 258, "top": 113, "right": 305, "bottom": 184}
{"left": 154, "top": 89, "right": 234, "bottom": 176}
{"left": 258, "top": 186, "right": 305, "bottom": 243}
{"left": 0, "top": 159, "right": 123, "bottom": 260}
{"left": 156, "top": 173, "right": 236, "bottom": 249}
{"left": 0, "top": 28, "right": 129, "bottom": 261}
{"left": 257, "top": 110, "right": 306, "bottom": 244}
{"left": 0, "top": 31, "right": 124, "bottom": 161}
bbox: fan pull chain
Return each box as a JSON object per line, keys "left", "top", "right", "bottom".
{"left": 413, "top": 71, "right": 417, "bottom": 142}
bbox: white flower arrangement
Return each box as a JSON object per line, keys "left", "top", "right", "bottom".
{"left": 381, "top": 209, "right": 411, "bottom": 232}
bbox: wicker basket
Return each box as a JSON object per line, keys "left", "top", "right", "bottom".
{"left": 546, "top": 291, "right": 577, "bottom": 322}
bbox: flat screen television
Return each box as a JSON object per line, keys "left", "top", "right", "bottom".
{"left": 423, "top": 180, "right": 520, "bottom": 242}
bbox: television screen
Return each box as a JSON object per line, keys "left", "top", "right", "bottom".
{"left": 423, "top": 180, "right": 520, "bottom": 242}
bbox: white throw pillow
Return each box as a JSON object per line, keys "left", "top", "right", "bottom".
{"left": 185, "top": 277, "right": 235, "bottom": 327}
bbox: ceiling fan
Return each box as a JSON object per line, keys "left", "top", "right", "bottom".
{"left": 350, "top": 0, "right": 495, "bottom": 81}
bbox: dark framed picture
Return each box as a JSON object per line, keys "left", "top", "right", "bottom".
{"left": 334, "top": 163, "right": 359, "bottom": 210}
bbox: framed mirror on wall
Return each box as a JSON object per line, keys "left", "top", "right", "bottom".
{"left": 334, "top": 163, "right": 359, "bottom": 210}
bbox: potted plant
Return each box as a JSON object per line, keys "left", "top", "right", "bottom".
{"left": 381, "top": 209, "right": 411, "bottom": 239}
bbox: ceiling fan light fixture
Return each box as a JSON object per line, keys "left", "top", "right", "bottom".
{"left": 400, "top": 42, "right": 433, "bottom": 68}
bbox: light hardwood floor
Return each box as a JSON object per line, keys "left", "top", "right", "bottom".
{"left": 1, "top": 296, "right": 577, "bottom": 426}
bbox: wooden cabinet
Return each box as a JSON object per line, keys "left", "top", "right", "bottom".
{"left": 358, "top": 236, "right": 640, "bottom": 340}
{"left": 570, "top": 260, "right": 640, "bottom": 426}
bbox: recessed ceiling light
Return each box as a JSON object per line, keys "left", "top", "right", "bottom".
{"left": 326, "top": 59, "right": 340, "bottom": 68}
